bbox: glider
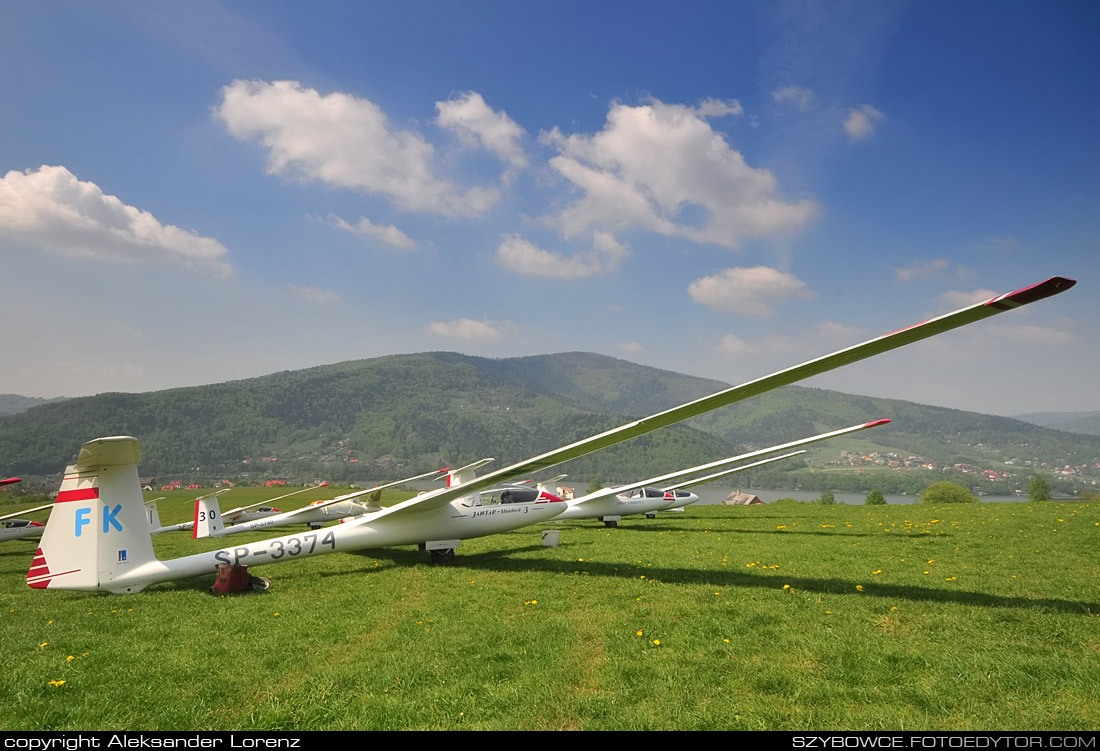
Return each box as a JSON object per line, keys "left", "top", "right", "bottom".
{"left": 554, "top": 419, "right": 889, "bottom": 526}
{"left": 25, "top": 276, "right": 1075, "bottom": 594}
{"left": 146, "top": 483, "right": 331, "bottom": 534}
{"left": 1, "top": 503, "right": 53, "bottom": 543}
{"left": 192, "top": 468, "right": 452, "bottom": 538}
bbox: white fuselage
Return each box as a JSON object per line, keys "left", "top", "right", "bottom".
{"left": 79, "top": 493, "right": 564, "bottom": 594}
{"left": 2, "top": 519, "right": 45, "bottom": 542}
{"left": 556, "top": 487, "right": 700, "bottom": 521}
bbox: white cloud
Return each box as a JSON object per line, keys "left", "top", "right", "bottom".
{"left": 214, "top": 79, "right": 499, "bottom": 216}
{"left": 436, "top": 91, "right": 528, "bottom": 173}
{"left": 844, "top": 104, "right": 885, "bottom": 140}
{"left": 693, "top": 98, "right": 743, "bottom": 118}
{"left": 291, "top": 285, "right": 342, "bottom": 304}
{"left": 718, "top": 333, "right": 748, "bottom": 354}
{"left": 618, "top": 341, "right": 644, "bottom": 353}
{"left": 494, "top": 230, "right": 628, "bottom": 279}
{"left": 986, "top": 324, "right": 1074, "bottom": 345}
{"left": 715, "top": 321, "right": 864, "bottom": 360}
{"left": 688, "top": 266, "right": 814, "bottom": 316}
{"left": 324, "top": 214, "right": 416, "bottom": 250}
{"left": 896, "top": 258, "right": 951, "bottom": 282}
{"left": 540, "top": 97, "right": 818, "bottom": 247}
{"left": 0, "top": 165, "right": 231, "bottom": 275}
{"left": 939, "top": 288, "right": 998, "bottom": 308}
{"left": 427, "top": 318, "right": 506, "bottom": 342}
{"left": 772, "top": 85, "right": 815, "bottom": 111}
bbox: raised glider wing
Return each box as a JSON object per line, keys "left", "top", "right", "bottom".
{"left": 192, "top": 468, "right": 451, "bottom": 538}
{"left": 25, "top": 276, "right": 1075, "bottom": 594}
{"left": 146, "top": 484, "right": 330, "bottom": 534}
{"left": 555, "top": 419, "right": 888, "bottom": 526}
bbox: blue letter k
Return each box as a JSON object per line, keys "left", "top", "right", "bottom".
{"left": 102, "top": 504, "right": 123, "bottom": 533}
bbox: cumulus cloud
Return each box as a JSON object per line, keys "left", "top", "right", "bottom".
{"left": 540, "top": 97, "right": 818, "bottom": 247}
{"left": 291, "top": 285, "right": 342, "bottom": 304}
{"left": 844, "top": 104, "right": 885, "bottom": 140}
{"left": 0, "top": 165, "right": 231, "bottom": 275}
{"left": 324, "top": 214, "right": 416, "bottom": 250}
{"left": 214, "top": 79, "right": 500, "bottom": 216}
{"left": 772, "top": 85, "right": 815, "bottom": 111}
{"left": 494, "top": 230, "right": 628, "bottom": 279}
{"left": 618, "top": 341, "right": 644, "bottom": 353}
{"left": 427, "top": 317, "right": 507, "bottom": 341}
{"left": 436, "top": 91, "right": 528, "bottom": 173}
{"left": 688, "top": 266, "right": 814, "bottom": 316}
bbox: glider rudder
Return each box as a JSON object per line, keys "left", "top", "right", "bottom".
{"left": 28, "top": 437, "right": 157, "bottom": 592}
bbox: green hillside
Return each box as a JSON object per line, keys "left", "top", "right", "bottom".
{"left": 3, "top": 352, "right": 1097, "bottom": 496}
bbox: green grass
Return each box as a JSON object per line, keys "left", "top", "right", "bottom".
{"left": 2, "top": 498, "right": 1098, "bottom": 730}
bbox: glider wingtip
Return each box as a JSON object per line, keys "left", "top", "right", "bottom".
{"left": 993, "top": 276, "right": 1076, "bottom": 308}
{"left": 865, "top": 419, "right": 891, "bottom": 428}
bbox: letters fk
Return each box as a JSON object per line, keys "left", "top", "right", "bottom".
{"left": 74, "top": 505, "right": 124, "bottom": 536}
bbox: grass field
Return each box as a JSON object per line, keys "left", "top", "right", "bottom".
{"left": 2, "top": 491, "right": 1098, "bottom": 731}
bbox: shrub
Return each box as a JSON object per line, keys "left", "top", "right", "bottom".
{"left": 817, "top": 491, "right": 836, "bottom": 505}
{"left": 865, "top": 489, "right": 886, "bottom": 505}
{"left": 920, "top": 481, "right": 977, "bottom": 504}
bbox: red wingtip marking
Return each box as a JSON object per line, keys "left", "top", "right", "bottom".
{"left": 989, "top": 276, "right": 1076, "bottom": 307}
{"left": 864, "top": 419, "right": 891, "bottom": 428}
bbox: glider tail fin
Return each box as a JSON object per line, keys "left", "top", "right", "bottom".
{"left": 193, "top": 493, "right": 226, "bottom": 539}
{"left": 28, "top": 436, "right": 157, "bottom": 592}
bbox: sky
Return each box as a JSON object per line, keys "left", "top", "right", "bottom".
{"left": 1, "top": 1, "right": 1096, "bottom": 417}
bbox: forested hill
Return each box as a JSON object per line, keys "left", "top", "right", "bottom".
{"left": 2, "top": 352, "right": 1098, "bottom": 491}
{"left": 0, "top": 352, "right": 733, "bottom": 480}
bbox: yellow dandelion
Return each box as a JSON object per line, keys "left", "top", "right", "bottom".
{"left": 66, "top": 655, "right": 74, "bottom": 661}
{"left": 856, "top": 585, "right": 864, "bottom": 592}
{"left": 783, "top": 584, "right": 790, "bottom": 589}
{"left": 39, "top": 642, "right": 48, "bottom": 648}
{"left": 872, "top": 569, "right": 882, "bottom": 574}
{"left": 653, "top": 639, "right": 661, "bottom": 646}
{"left": 723, "top": 638, "right": 730, "bottom": 643}
{"left": 890, "top": 606, "right": 898, "bottom": 611}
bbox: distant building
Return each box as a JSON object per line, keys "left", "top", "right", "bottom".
{"left": 723, "top": 491, "right": 763, "bottom": 505}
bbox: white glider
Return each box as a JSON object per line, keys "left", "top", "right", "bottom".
{"left": 555, "top": 419, "right": 888, "bottom": 525}
{"left": 25, "top": 276, "right": 1075, "bottom": 594}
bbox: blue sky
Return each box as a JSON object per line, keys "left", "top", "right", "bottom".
{"left": 1, "top": 1, "right": 1095, "bottom": 416}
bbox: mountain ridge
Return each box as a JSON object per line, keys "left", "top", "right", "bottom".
{"left": 2, "top": 352, "right": 1097, "bottom": 495}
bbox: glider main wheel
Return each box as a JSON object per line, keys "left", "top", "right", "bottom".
{"left": 431, "top": 548, "right": 456, "bottom": 565}
{"left": 249, "top": 576, "right": 272, "bottom": 592}
{"left": 603, "top": 519, "right": 618, "bottom": 528}
{"left": 645, "top": 513, "right": 657, "bottom": 519}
